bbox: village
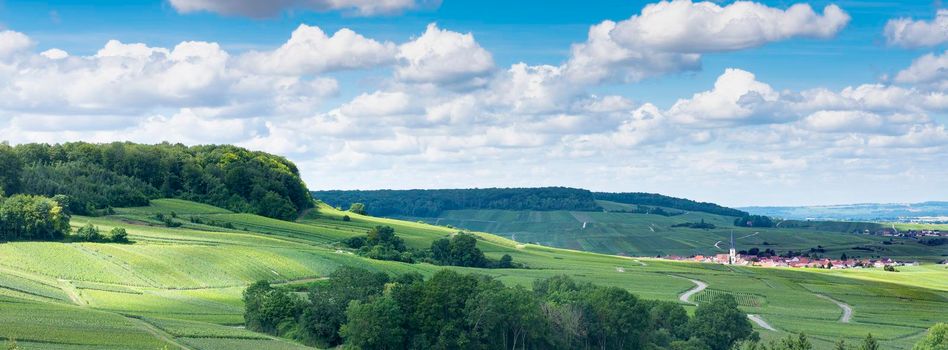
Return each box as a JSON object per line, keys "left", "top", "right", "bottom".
{"left": 659, "top": 232, "right": 943, "bottom": 269}
{"left": 662, "top": 253, "right": 919, "bottom": 269}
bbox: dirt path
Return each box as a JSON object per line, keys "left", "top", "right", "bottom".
{"left": 738, "top": 232, "right": 759, "bottom": 239}
{"left": 678, "top": 279, "right": 707, "bottom": 305}
{"left": 815, "top": 294, "right": 853, "bottom": 323}
{"left": 273, "top": 277, "right": 329, "bottom": 286}
{"left": 295, "top": 208, "right": 315, "bottom": 221}
{"left": 57, "top": 279, "right": 86, "bottom": 306}
{"left": 747, "top": 314, "right": 777, "bottom": 331}
{"left": 128, "top": 316, "right": 193, "bottom": 350}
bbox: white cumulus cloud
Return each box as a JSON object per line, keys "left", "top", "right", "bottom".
{"left": 894, "top": 50, "right": 948, "bottom": 90}
{"left": 396, "top": 23, "right": 494, "bottom": 86}
{"left": 565, "top": 0, "right": 849, "bottom": 84}
{"left": 667, "top": 68, "right": 781, "bottom": 126}
{"left": 0, "top": 30, "right": 33, "bottom": 59}
{"left": 884, "top": 9, "right": 948, "bottom": 48}
{"left": 239, "top": 24, "right": 396, "bottom": 76}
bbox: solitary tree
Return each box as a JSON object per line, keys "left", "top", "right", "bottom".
{"left": 861, "top": 334, "right": 879, "bottom": 350}
{"left": 110, "top": 227, "right": 129, "bottom": 243}
{"left": 348, "top": 203, "right": 366, "bottom": 215}
{"left": 689, "top": 294, "right": 754, "bottom": 350}
{"left": 912, "top": 323, "right": 947, "bottom": 350}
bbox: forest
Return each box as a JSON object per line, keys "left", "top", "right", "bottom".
{"left": 243, "top": 267, "right": 905, "bottom": 350}
{"left": 244, "top": 268, "right": 758, "bottom": 350}
{"left": 0, "top": 142, "right": 313, "bottom": 220}
{"left": 312, "top": 187, "right": 750, "bottom": 217}
{"left": 313, "top": 187, "right": 602, "bottom": 217}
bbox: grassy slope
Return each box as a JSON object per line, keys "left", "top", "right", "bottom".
{"left": 393, "top": 200, "right": 945, "bottom": 261}
{"left": 0, "top": 199, "right": 943, "bottom": 349}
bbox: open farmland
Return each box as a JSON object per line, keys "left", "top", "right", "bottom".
{"left": 392, "top": 200, "right": 945, "bottom": 261}
{"left": 0, "top": 199, "right": 945, "bottom": 349}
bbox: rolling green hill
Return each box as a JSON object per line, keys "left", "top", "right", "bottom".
{"left": 392, "top": 200, "right": 946, "bottom": 262}
{"left": 0, "top": 198, "right": 945, "bottom": 349}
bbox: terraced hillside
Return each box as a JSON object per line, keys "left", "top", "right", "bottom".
{"left": 392, "top": 200, "right": 945, "bottom": 261}
{"left": 0, "top": 199, "right": 945, "bottom": 349}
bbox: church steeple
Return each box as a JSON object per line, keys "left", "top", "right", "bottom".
{"left": 728, "top": 231, "right": 737, "bottom": 265}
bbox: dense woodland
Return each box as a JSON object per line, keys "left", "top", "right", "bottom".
{"left": 313, "top": 188, "right": 750, "bottom": 218}
{"left": 0, "top": 142, "right": 312, "bottom": 220}
{"left": 313, "top": 187, "right": 602, "bottom": 217}
{"left": 592, "top": 192, "right": 749, "bottom": 217}
{"left": 244, "top": 267, "right": 917, "bottom": 350}
{"left": 245, "top": 268, "right": 757, "bottom": 350}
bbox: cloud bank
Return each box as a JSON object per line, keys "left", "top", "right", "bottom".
{"left": 1, "top": 1, "right": 946, "bottom": 205}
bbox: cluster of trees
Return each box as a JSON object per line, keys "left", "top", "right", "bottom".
{"left": 737, "top": 248, "right": 778, "bottom": 258}
{"left": 74, "top": 224, "right": 130, "bottom": 243}
{"left": 1, "top": 142, "right": 312, "bottom": 220}
{"left": 734, "top": 333, "right": 882, "bottom": 350}
{"left": 430, "top": 234, "right": 516, "bottom": 268}
{"left": 313, "top": 187, "right": 602, "bottom": 217}
{"left": 734, "top": 215, "right": 775, "bottom": 228}
{"left": 919, "top": 237, "right": 946, "bottom": 246}
{"left": 244, "top": 268, "right": 758, "bottom": 350}
{"left": 0, "top": 193, "right": 131, "bottom": 243}
{"left": 593, "top": 192, "right": 748, "bottom": 217}
{"left": 0, "top": 194, "right": 70, "bottom": 241}
{"left": 672, "top": 219, "right": 716, "bottom": 230}
{"left": 343, "top": 226, "right": 414, "bottom": 262}
{"left": 343, "top": 226, "right": 517, "bottom": 268}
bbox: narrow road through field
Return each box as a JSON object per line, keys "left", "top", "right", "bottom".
{"left": 738, "top": 232, "right": 759, "bottom": 240}
{"left": 747, "top": 314, "right": 777, "bottom": 331}
{"left": 273, "top": 277, "right": 329, "bottom": 286}
{"left": 58, "top": 279, "right": 85, "bottom": 306}
{"left": 815, "top": 294, "right": 853, "bottom": 323}
{"left": 678, "top": 279, "right": 707, "bottom": 305}
{"left": 130, "top": 317, "right": 193, "bottom": 350}
{"left": 295, "top": 208, "right": 315, "bottom": 221}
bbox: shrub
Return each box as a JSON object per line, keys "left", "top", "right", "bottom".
{"left": 110, "top": 227, "right": 129, "bottom": 243}
{"left": 348, "top": 203, "right": 366, "bottom": 215}
{"left": 76, "top": 223, "right": 102, "bottom": 242}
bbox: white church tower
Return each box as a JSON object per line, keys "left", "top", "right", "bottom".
{"left": 728, "top": 231, "right": 737, "bottom": 265}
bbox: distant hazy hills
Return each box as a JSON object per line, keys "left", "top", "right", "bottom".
{"left": 740, "top": 202, "right": 948, "bottom": 222}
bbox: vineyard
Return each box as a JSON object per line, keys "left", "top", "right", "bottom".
{"left": 0, "top": 199, "right": 944, "bottom": 349}
{"left": 693, "top": 288, "right": 766, "bottom": 308}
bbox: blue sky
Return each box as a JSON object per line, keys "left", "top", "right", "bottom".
{"left": 2, "top": 1, "right": 939, "bottom": 103}
{"left": 1, "top": 0, "right": 947, "bottom": 206}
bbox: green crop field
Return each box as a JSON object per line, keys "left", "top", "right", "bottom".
{"left": 0, "top": 199, "right": 945, "bottom": 349}
{"left": 393, "top": 200, "right": 947, "bottom": 261}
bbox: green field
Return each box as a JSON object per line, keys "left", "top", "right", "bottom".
{"left": 394, "top": 200, "right": 946, "bottom": 261}
{"left": 0, "top": 199, "right": 945, "bottom": 349}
